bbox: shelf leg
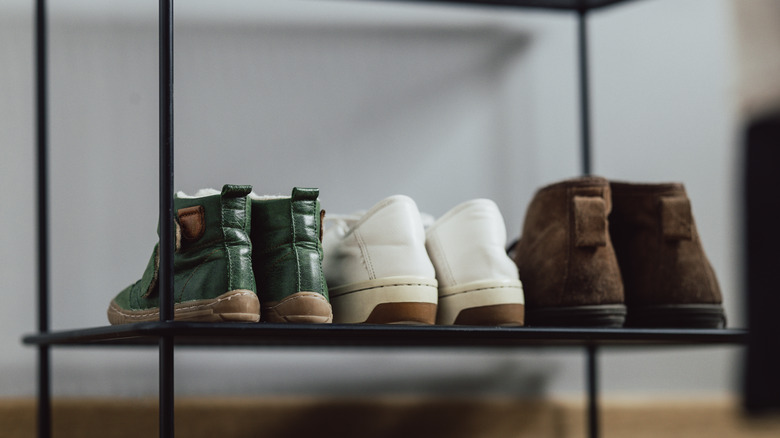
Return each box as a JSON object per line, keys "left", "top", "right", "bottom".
{"left": 37, "top": 346, "right": 51, "bottom": 438}
{"left": 158, "top": 0, "right": 175, "bottom": 436}
{"left": 577, "top": 8, "right": 592, "bottom": 176}
{"left": 586, "top": 344, "right": 600, "bottom": 438}
{"left": 160, "top": 336, "right": 174, "bottom": 438}
{"left": 35, "top": 0, "right": 51, "bottom": 437}
{"left": 158, "top": 0, "right": 174, "bottom": 323}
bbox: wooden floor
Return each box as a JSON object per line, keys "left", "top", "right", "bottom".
{"left": 2, "top": 396, "right": 780, "bottom": 438}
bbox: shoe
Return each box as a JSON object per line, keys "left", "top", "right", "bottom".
{"left": 609, "top": 181, "right": 726, "bottom": 328}
{"left": 425, "top": 199, "right": 525, "bottom": 326}
{"left": 322, "top": 195, "right": 438, "bottom": 324}
{"left": 107, "top": 185, "right": 260, "bottom": 325}
{"left": 249, "top": 188, "right": 333, "bottom": 323}
{"left": 512, "top": 177, "right": 626, "bottom": 327}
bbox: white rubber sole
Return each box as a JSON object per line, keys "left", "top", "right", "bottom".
{"left": 329, "top": 276, "right": 438, "bottom": 324}
{"left": 437, "top": 279, "right": 524, "bottom": 325}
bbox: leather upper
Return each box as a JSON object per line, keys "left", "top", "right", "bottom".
{"left": 112, "top": 184, "right": 256, "bottom": 311}
{"left": 250, "top": 187, "right": 328, "bottom": 304}
{"left": 322, "top": 195, "right": 435, "bottom": 287}
{"left": 513, "top": 176, "right": 625, "bottom": 308}
{"left": 425, "top": 199, "right": 519, "bottom": 288}
{"left": 609, "top": 181, "right": 723, "bottom": 306}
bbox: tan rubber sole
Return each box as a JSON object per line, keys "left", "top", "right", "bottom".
{"left": 261, "top": 292, "right": 333, "bottom": 324}
{"left": 452, "top": 303, "right": 525, "bottom": 326}
{"left": 328, "top": 276, "right": 438, "bottom": 324}
{"left": 437, "top": 280, "right": 525, "bottom": 326}
{"left": 364, "top": 302, "right": 437, "bottom": 325}
{"left": 107, "top": 289, "right": 260, "bottom": 325}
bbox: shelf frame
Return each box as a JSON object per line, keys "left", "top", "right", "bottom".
{"left": 23, "top": 323, "right": 747, "bottom": 348}
{"left": 28, "top": 1, "right": 732, "bottom": 438}
{"left": 34, "top": 1, "right": 50, "bottom": 437}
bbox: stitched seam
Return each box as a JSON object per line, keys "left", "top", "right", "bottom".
{"left": 110, "top": 291, "right": 255, "bottom": 319}
{"left": 262, "top": 292, "right": 328, "bottom": 310}
{"left": 318, "top": 209, "right": 326, "bottom": 295}
{"left": 290, "top": 200, "right": 302, "bottom": 293}
{"left": 439, "top": 284, "right": 522, "bottom": 298}
{"left": 432, "top": 234, "right": 454, "bottom": 286}
{"left": 245, "top": 198, "right": 252, "bottom": 291}
{"left": 354, "top": 229, "right": 375, "bottom": 280}
{"left": 330, "top": 282, "right": 436, "bottom": 298}
{"left": 222, "top": 197, "right": 234, "bottom": 291}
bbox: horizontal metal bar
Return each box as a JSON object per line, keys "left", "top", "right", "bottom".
{"left": 361, "top": 0, "right": 638, "bottom": 12}
{"left": 22, "top": 323, "right": 747, "bottom": 348}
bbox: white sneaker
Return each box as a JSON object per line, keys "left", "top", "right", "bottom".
{"left": 322, "top": 195, "right": 438, "bottom": 324}
{"left": 425, "top": 199, "right": 525, "bottom": 326}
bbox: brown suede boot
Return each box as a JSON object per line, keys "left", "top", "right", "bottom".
{"left": 513, "top": 177, "right": 626, "bottom": 327}
{"left": 609, "top": 181, "right": 726, "bottom": 328}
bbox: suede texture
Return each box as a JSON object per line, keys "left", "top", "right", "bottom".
{"left": 609, "top": 181, "right": 722, "bottom": 307}
{"left": 112, "top": 184, "right": 256, "bottom": 311}
{"left": 513, "top": 177, "right": 624, "bottom": 308}
{"left": 250, "top": 188, "right": 328, "bottom": 304}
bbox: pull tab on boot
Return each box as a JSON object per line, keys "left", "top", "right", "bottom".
{"left": 661, "top": 196, "right": 693, "bottom": 241}
{"left": 573, "top": 195, "right": 608, "bottom": 247}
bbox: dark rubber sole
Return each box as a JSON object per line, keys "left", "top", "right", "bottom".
{"left": 625, "top": 304, "right": 726, "bottom": 328}
{"left": 526, "top": 304, "right": 627, "bottom": 327}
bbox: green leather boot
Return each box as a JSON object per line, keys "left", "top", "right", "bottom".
{"left": 250, "top": 187, "right": 332, "bottom": 323}
{"left": 107, "top": 185, "right": 260, "bottom": 324}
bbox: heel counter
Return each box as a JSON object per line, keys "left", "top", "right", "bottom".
{"left": 360, "top": 196, "right": 434, "bottom": 279}
{"left": 220, "top": 185, "right": 256, "bottom": 293}
{"left": 290, "top": 188, "right": 328, "bottom": 298}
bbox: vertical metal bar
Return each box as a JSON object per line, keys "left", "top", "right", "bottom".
{"left": 37, "top": 347, "right": 50, "bottom": 438}
{"left": 35, "top": 1, "right": 52, "bottom": 437}
{"left": 579, "top": 13, "right": 597, "bottom": 435}
{"left": 159, "top": 336, "right": 174, "bottom": 438}
{"left": 159, "top": 0, "right": 174, "bottom": 437}
{"left": 158, "top": 0, "right": 174, "bottom": 322}
{"left": 586, "top": 344, "right": 600, "bottom": 438}
{"left": 577, "top": 9, "right": 592, "bottom": 176}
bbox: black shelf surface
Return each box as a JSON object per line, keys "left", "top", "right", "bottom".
{"left": 23, "top": 323, "right": 747, "bottom": 348}
{"left": 364, "top": 0, "right": 640, "bottom": 11}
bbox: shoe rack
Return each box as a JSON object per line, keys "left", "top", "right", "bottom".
{"left": 23, "top": 1, "right": 747, "bottom": 438}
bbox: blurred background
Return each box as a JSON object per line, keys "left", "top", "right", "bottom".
{"left": 1, "top": 0, "right": 779, "bottom": 435}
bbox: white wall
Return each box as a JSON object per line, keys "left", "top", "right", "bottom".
{"left": 0, "top": 0, "right": 743, "bottom": 398}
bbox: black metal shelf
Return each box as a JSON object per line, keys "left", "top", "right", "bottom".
{"left": 28, "top": 0, "right": 731, "bottom": 437}
{"left": 23, "top": 323, "right": 746, "bottom": 348}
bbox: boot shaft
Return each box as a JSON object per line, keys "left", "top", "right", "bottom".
{"left": 168, "top": 184, "right": 255, "bottom": 301}
{"left": 609, "top": 181, "right": 722, "bottom": 307}
{"left": 108, "top": 184, "right": 257, "bottom": 323}
{"left": 250, "top": 187, "right": 328, "bottom": 304}
{"left": 514, "top": 176, "right": 624, "bottom": 309}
